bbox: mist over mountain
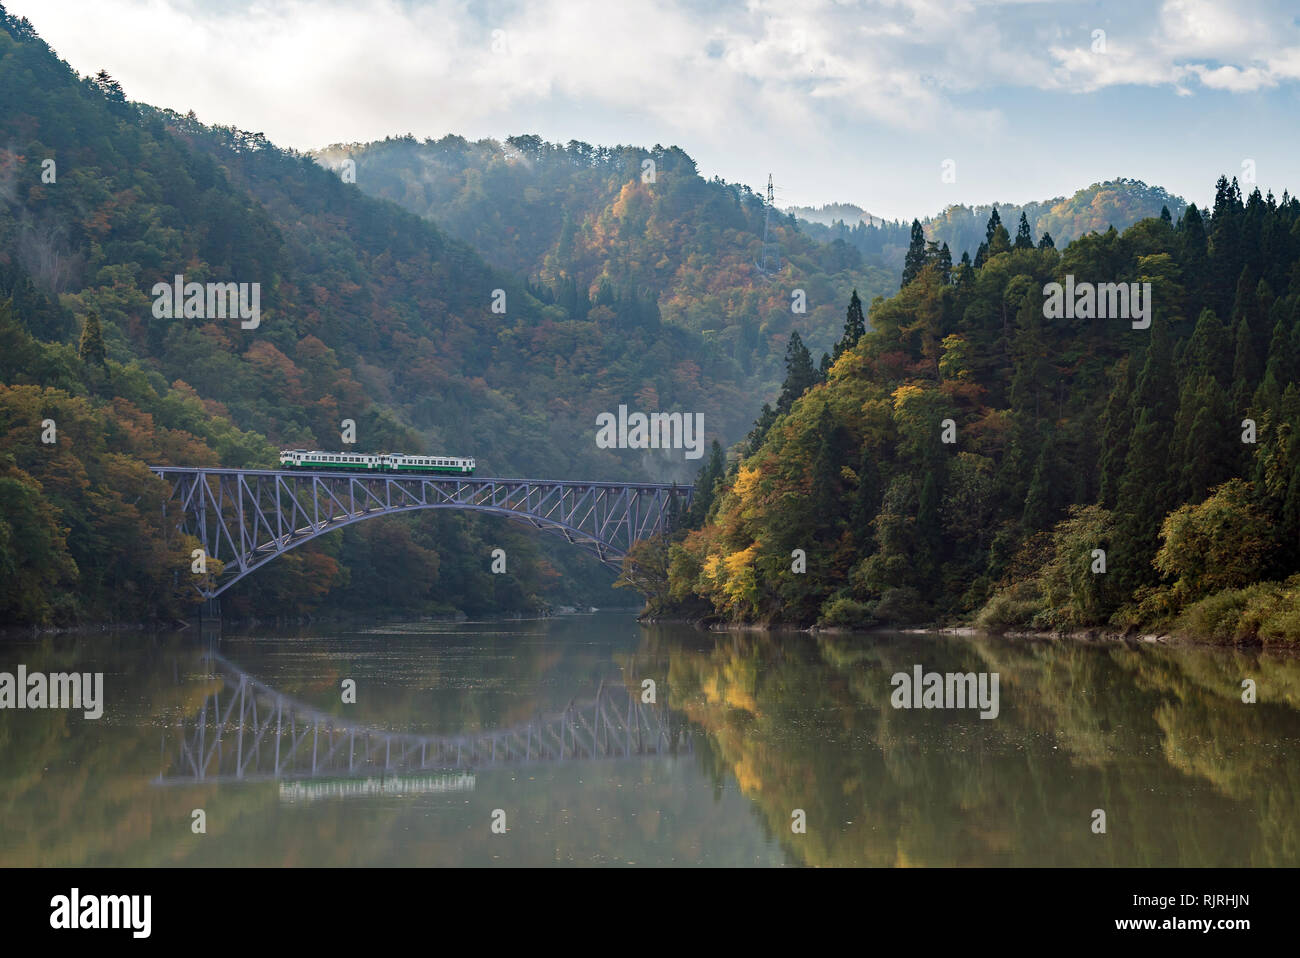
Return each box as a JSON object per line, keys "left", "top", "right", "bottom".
{"left": 783, "top": 203, "right": 877, "bottom": 228}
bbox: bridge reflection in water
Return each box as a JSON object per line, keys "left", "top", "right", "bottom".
{"left": 154, "top": 654, "right": 691, "bottom": 791}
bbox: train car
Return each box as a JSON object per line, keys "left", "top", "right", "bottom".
{"left": 384, "top": 453, "right": 475, "bottom": 475}
{"left": 279, "top": 450, "right": 382, "bottom": 470}
{"left": 278, "top": 450, "right": 475, "bottom": 475}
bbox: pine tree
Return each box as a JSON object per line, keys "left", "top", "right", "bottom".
{"left": 988, "top": 222, "right": 1011, "bottom": 257}
{"left": 1171, "top": 372, "right": 1234, "bottom": 503}
{"left": 747, "top": 402, "right": 777, "bottom": 452}
{"left": 1014, "top": 212, "right": 1034, "bottom": 250}
{"left": 1037, "top": 231, "right": 1055, "bottom": 250}
{"left": 1209, "top": 176, "right": 1245, "bottom": 317}
{"left": 832, "top": 289, "right": 867, "bottom": 360}
{"left": 1254, "top": 317, "right": 1295, "bottom": 414}
{"left": 850, "top": 444, "right": 881, "bottom": 550}
{"left": 1113, "top": 323, "right": 1176, "bottom": 592}
{"left": 1021, "top": 428, "right": 1061, "bottom": 530}
{"left": 901, "top": 219, "right": 927, "bottom": 287}
{"left": 1230, "top": 308, "right": 1262, "bottom": 414}
{"left": 936, "top": 242, "right": 952, "bottom": 282}
{"left": 91, "top": 69, "right": 126, "bottom": 103}
{"left": 777, "top": 331, "right": 818, "bottom": 414}
{"left": 78, "top": 309, "right": 107, "bottom": 369}
{"left": 956, "top": 251, "right": 974, "bottom": 286}
{"left": 1183, "top": 308, "right": 1232, "bottom": 388}
{"left": 985, "top": 208, "right": 1002, "bottom": 245}
{"left": 809, "top": 405, "right": 842, "bottom": 538}
{"left": 687, "top": 440, "right": 725, "bottom": 527}
{"left": 1097, "top": 358, "right": 1134, "bottom": 509}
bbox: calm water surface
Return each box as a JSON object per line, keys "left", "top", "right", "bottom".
{"left": 2, "top": 613, "right": 1298, "bottom": 866}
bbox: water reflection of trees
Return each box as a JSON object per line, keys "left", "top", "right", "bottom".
{"left": 646, "top": 626, "right": 1300, "bottom": 867}
{"left": 3, "top": 625, "right": 1296, "bottom": 867}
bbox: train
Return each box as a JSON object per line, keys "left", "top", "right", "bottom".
{"left": 278, "top": 450, "right": 476, "bottom": 474}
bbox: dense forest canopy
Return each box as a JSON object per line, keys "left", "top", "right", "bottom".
{"left": 659, "top": 177, "right": 1300, "bottom": 644}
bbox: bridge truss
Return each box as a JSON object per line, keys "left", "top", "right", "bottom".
{"left": 150, "top": 467, "right": 691, "bottom": 598}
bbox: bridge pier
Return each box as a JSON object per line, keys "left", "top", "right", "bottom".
{"left": 199, "top": 597, "right": 222, "bottom": 640}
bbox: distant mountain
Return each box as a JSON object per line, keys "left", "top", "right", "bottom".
{"left": 797, "top": 179, "right": 1189, "bottom": 277}
{"left": 313, "top": 136, "right": 896, "bottom": 384}
{"left": 783, "top": 202, "right": 878, "bottom": 228}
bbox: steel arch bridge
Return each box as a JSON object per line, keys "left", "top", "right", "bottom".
{"left": 150, "top": 467, "right": 691, "bottom": 599}
{"left": 154, "top": 653, "right": 692, "bottom": 787}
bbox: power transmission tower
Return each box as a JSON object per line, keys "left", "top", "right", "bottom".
{"left": 756, "top": 173, "right": 782, "bottom": 275}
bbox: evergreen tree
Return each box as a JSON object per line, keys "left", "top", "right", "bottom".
{"left": 936, "top": 242, "right": 953, "bottom": 282}
{"left": 850, "top": 444, "right": 881, "bottom": 550}
{"left": 747, "top": 402, "right": 777, "bottom": 453}
{"left": 777, "top": 331, "right": 818, "bottom": 414}
{"left": 78, "top": 309, "right": 107, "bottom": 369}
{"left": 1255, "top": 317, "right": 1295, "bottom": 414}
{"left": 1097, "top": 358, "right": 1134, "bottom": 509}
{"left": 956, "top": 251, "right": 974, "bottom": 287}
{"left": 1014, "top": 212, "right": 1034, "bottom": 250}
{"left": 1171, "top": 372, "right": 1234, "bottom": 503}
{"left": 1183, "top": 308, "right": 1232, "bottom": 388}
{"left": 1037, "top": 231, "right": 1055, "bottom": 250}
{"left": 832, "top": 289, "right": 867, "bottom": 360}
{"left": 984, "top": 208, "right": 1002, "bottom": 245}
{"left": 1022, "top": 428, "right": 1062, "bottom": 530}
{"left": 901, "top": 219, "right": 927, "bottom": 287}
{"left": 988, "top": 222, "right": 1012, "bottom": 257}
{"left": 91, "top": 69, "right": 126, "bottom": 103}
{"left": 687, "top": 440, "right": 725, "bottom": 527}
{"left": 1113, "top": 323, "right": 1177, "bottom": 593}
{"left": 809, "top": 405, "right": 842, "bottom": 538}
{"left": 1230, "top": 308, "right": 1262, "bottom": 414}
{"left": 1209, "top": 176, "right": 1245, "bottom": 316}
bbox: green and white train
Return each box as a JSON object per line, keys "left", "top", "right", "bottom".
{"left": 278, "top": 450, "right": 476, "bottom": 475}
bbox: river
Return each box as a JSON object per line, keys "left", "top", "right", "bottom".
{"left": 1, "top": 613, "right": 1297, "bottom": 866}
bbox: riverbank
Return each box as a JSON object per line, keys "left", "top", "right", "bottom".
{"left": 637, "top": 613, "right": 1283, "bottom": 649}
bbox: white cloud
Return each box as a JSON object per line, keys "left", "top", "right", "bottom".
{"left": 7, "top": 0, "right": 1300, "bottom": 214}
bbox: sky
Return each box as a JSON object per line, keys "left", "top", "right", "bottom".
{"left": 8, "top": 0, "right": 1300, "bottom": 221}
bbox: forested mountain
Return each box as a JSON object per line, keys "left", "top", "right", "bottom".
{"left": 659, "top": 180, "right": 1300, "bottom": 644}
{"left": 0, "top": 7, "right": 750, "bottom": 624}
{"left": 783, "top": 203, "right": 877, "bottom": 228}
{"left": 313, "top": 136, "right": 896, "bottom": 386}
{"left": 798, "top": 179, "right": 1187, "bottom": 278}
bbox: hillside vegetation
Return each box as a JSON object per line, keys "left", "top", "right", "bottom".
{"left": 659, "top": 181, "right": 1300, "bottom": 644}
{"left": 0, "top": 8, "right": 753, "bottom": 623}
{"left": 314, "top": 135, "right": 896, "bottom": 386}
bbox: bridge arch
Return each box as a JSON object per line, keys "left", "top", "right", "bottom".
{"left": 151, "top": 467, "right": 691, "bottom": 599}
